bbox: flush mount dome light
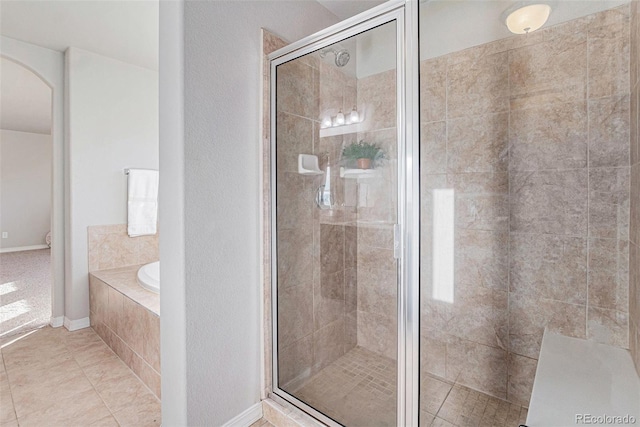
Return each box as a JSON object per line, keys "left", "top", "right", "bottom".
{"left": 504, "top": 3, "right": 552, "bottom": 34}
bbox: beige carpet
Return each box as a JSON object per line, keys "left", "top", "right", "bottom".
{"left": 0, "top": 249, "right": 51, "bottom": 338}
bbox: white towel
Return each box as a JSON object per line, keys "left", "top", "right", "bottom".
{"left": 127, "top": 169, "right": 159, "bottom": 237}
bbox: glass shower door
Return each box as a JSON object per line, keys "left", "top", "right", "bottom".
{"left": 270, "top": 12, "right": 403, "bottom": 427}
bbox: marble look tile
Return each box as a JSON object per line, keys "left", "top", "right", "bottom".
{"left": 589, "top": 167, "right": 631, "bottom": 239}
{"left": 11, "top": 368, "right": 94, "bottom": 419}
{"left": 142, "top": 310, "right": 161, "bottom": 373}
{"left": 275, "top": 112, "right": 314, "bottom": 173}
{"left": 89, "top": 415, "right": 120, "bottom": 426}
{"left": 276, "top": 172, "right": 314, "bottom": 230}
{"left": 71, "top": 339, "right": 118, "bottom": 368}
{"left": 588, "top": 238, "right": 629, "bottom": 312}
{"left": 279, "top": 334, "right": 313, "bottom": 388}
{"left": 357, "top": 311, "right": 397, "bottom": 360}
{"left": 421, "top": 121, "right": 446, "bottom": 175}
{"left": 587, "top": 306, "right": 629, "bottom": 347}
{"left": 509, "top": 293, "right": 586, "bottom": 358}
{"left": 509, "top": 31, "right": 587, "bottom": 110}
{"left": 630, "top": 164, "right": 640, "bottom": 246}
{"left": 277, "top": 228, "right": 313, "bottom": 290}
{"left": 448, "top": 282, "right": 508, "bottom": 349}
{"left": 588, "top": 15, "right": 630, "bottom": 99}
{"left": 93, "top": 368, "right": 155, "bottom": 412}
{"left": 0, "top": 378, "right": 16, "bottom": 424}
{"left": 420, "top": 57, "right": 447, "bottom": 123}
{"left": 313, "top": 319, "right": 345, "bottom": 372}
{"left": 632, "top": 2, "right": 639, "bottom": 89}
{"left": 449, "top": 173, "right": 509, "bottom": 232}
{"left": 631, "top": 82, "right": 639, "bottom": 165}
{"left": 130, "top": 355, "right": 161, "bottom": 399}
{"left": 344, "top": 310, "right": 357, "bottom": 352}
{"left": 420, "top": 335, "right": 446, "bottom": 379}
{"left": 6, "top": 352, "right": 78, "bottom": 389}
{"left": 510, "top": 169, "right": 588, "bottom": 236}
{"left": 111, "top": 393, "right": 161, "bottom": 427}
{"left": 357, "top": 226, "right": 393, "bottom": 249}
{"left": 507, "top": 353, "right": 537, "bottom": 407}
{"left": 445, "top": 337, "right": 508, "bottom": 399}
{"left": 357, "top": 69, "right": 396, "bottom": 130}
{"left": 278, "top": 282, "right": 313, "bottom": 347}
{"left": 357, "top": 245, "right": 396, "bottom": 272}
{"left": 420, "top": 374, "right": 452, "bottom": 415}
{"left": 448, "top": 51, "right": 509, "bottom": 118}
{"left": 344, "top": 226, "right": 357, "bottom": 268}
{"left": 509, "top": 101, "right": 588, "bottom": 171}
{"left": 357, "top": 267, "right": 396, "bottom": 319}
{"left": 119, "top": 296, "right": 146, "bottom": 358}
{"left": 447, "top": 113, "right": 508, "bottom": 173}
{"left": 276, "top": 59, "right": 317, "bottom": 118}
{"left": 16, "top": 388, "right": 111, "bottom": 427}
{"left": 455, "top": 229, "right": 509, "bottom": 291}
{"left": 344, "top": 267, "right": 357, "bottom": 313}
{"left": 510, "top": 233, "right": 587, "bottom": 305}
{"left": 589, "top": 95, "right": 630, "bottom": 168}
{"left": 263, "top": 30, "right": 288, "bottom": 56}
{"left": 106, "top": 287, "right": 124, "bottom": 336}
{"left": 320, "top": 224, "right": 344, "bottom": 274}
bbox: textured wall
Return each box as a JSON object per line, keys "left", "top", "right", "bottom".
{"left": 420, "top": 5, "right": 632, "bottom": 407}
{"left": 630, "top": 0, "right": 640, "bottom": 375}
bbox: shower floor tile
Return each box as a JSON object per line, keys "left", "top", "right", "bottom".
{"left": 290, "top": 346, "right": 527, "bottom": 427}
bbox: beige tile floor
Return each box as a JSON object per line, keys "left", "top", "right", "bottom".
{"left": 250, "top": 418, "right": 276, "bottom": 427}
{"left": 288, "top": 346, "right": 527, "bottom": 427}
{"left": 0, "top": 326, "right": 160, "bottom": 427}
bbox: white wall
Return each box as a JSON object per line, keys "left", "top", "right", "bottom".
{"left": 1, "top": 36, "right": 65, "bottom": 324}
{"left": 158, "top": 1, "right": 339, "bottom": 424}
{"left": 65, "top": 47, "right": 158, "bottom": 322}
{"left": 0, "top": 130, "right": 52, "bottom": 249}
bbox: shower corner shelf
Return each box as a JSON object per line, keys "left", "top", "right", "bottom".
{"left": 340, "top": 167, "right": 379, "bottom": 179}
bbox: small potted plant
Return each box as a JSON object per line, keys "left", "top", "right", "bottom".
{"left": 341, "top": 140, "right": 385, "bottom": 169}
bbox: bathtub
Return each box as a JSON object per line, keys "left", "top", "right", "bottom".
{"left": 137, "top": 261, "right": 160, "bottom": 293}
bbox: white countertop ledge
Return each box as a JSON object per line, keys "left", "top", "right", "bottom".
{"left": 527, "top": 331, "right": 640, "bottom": 427}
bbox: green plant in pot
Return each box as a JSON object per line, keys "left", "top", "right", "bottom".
{"left": 341, "top": 140, "right": 385, "bottom": 169}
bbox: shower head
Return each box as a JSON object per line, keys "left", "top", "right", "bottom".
{"left": 320, "top": 48, "right": 350, "bottom": 67}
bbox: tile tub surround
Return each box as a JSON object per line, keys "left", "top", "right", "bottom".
{"left": 630, "top": 0, "right": 640, "bottom": 376}
{"left": 421, "top": 5, "right": 633, "bottom": 407}
{"left": 89, "top": 266, "right": 160, "bottom": 399}
{"left": 88, "top": 224, "right": 159, "bottom": 272}
{"left": 0, "top": 326, "right": 160, "bottom": 426}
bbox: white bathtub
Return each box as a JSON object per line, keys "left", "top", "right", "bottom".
{"left": 137, "top": 261, "right": 160, "bottom": 293}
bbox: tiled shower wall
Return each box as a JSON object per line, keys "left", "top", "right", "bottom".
{"left": 630, "top": 0, "right": 640, "bottom": 375}
{"left": 275, "top": 46, "right": 359, "bottom": 390}
{"left": 420, "top": 5, "right": 632, "bottom": 406}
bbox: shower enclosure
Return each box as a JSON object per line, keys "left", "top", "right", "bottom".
{"left": 268, "top": 0, "right": 638, "bottom": 425}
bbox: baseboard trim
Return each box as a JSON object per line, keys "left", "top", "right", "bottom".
{"left": 63, "top": 316, "right": 90, "bottom": 331}
{"left": 0, "top": 244, "right": 49, "bottom": 253}
{"left": 221, "top": 402, "right": 263, "bottom": 427}
{"left": 50, "top": 316, "right": 64, "bottom": 328}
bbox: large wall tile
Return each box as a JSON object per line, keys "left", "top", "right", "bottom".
{"left": 509, "top": 31, "right": 587, "bottom": 110}
{"left": 510, "top": 233, "right": 587, "bottom": 305}
{"left": 448, "top": 282, "right": 508, "bottom": 349}
{"left": 278, "top": 282, "right": 314, "bottom": 348}
{"left": 448, "top": 52, "right": 509, "bottom": 118}
{"left": 279, "top": 334, "right": 313, "bottom": 389}
{"left": 588, "top": 10, "right": 630, "bottom": 99}
{"left": 588, "top": 238, "right": 629, "bottom": 313}
{"left": 589, "top": 95, "right": 630, "bottom": 168}
{"left": 509, "top": 292, "right": 586, "bottom": 359}
{"left": 275, "top": 112, "right": 314, "bottom": 173}
{"left": 510, "top": 169, "right": 588, "bottom": 236}
{"left": 445, "top": 337, "right": 508, "bottom": 399}
{"left": 357, "top": 70, "right": 396, "bottom": 130}
{"left": 277, "top": 228, "right": 313, "bottom": 289}
{"left": 313, "top": 319, "right": 346, "bottom": 373}
{"left": 276, "top": 172, "right": 314, "bottom": 230}
{"left": 447, "top": 113, "right": 508, "bottom": 173}
{"left": 455, "top": 229, "right": 509, "bottom": 291}
{"left": 276, "top": 60, "right": 317, "bottom": 118}
{"left": 420, "top": 121, "right": 447, "bottom": 175}
{"left": 509, "top": 101, "right": 588, "bottom": 171}
{"left": 587, "top": 306, "right": 629, "bottom": 347}
{"left": 507, "top": 353, "right": 537, "bottom": 407}
{"left": 420, "top": 57, "right": 446, "bottom": 123}
{"left": 589, "top": 167, "right": 630, "bottom": 239}
{"left": 357, "top": 311, "right": 397, "bottom": 360}
{"left": 357, "top": 267, "right": 397, "bottom": 319}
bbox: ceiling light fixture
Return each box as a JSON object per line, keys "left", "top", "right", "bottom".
{"left": 503, "top": 3, "right": 552, "bottom": 34}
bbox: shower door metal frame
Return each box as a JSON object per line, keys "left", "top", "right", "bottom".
{"left": 268, "top": 0, "right": 420, "bottom": 425}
